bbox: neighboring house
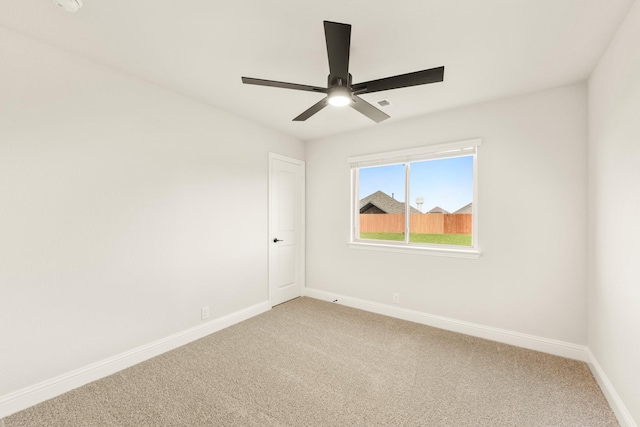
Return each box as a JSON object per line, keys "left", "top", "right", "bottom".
{"left": 453, "top": 203, "right": 472, "bottom": 214}
{"left": 360, "top": 190, "right": 421, "bottom": 214}
{"left": 426, "top": 206, "right": 450, "bottom": 214}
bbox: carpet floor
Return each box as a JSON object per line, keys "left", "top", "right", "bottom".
{"left": 2, "top": 297, "right": 618, "bottom": 426}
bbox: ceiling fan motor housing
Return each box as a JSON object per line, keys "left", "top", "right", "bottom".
{"left": 328, "top": 73, "right": 352, "bottom": 88}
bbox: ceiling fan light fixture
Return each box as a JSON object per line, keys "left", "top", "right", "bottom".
{"left": 327, "top": 87, "right": 352, "bottom": 107}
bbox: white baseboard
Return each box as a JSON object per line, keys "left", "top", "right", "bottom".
{"left": 0, "top": 301, "right": 271, "bottom": 419}
{"left": 303, "top": 288, "right": 588, "bottom": 361}
{"left": 587, "top": 349, "right": 637, "bottom": 427}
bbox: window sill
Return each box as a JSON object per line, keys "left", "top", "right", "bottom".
{"left": 348, "top": 241, "right": 481, "bottom": 259}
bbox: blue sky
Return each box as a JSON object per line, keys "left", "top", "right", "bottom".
{"left": 359, "top": 156, "right": 473, "bottom": 213}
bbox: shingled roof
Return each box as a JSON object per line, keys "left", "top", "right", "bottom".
{"left": 360, "top": 191, "right": 422, "bottom": 214}
{"left": 453, "top": 202, "right": 472, "bottom": 214}
{"left": 426, "top": 206, "right": 450, "bottom": 214}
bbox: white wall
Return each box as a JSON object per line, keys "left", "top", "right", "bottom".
{"left": 306, "top": 84, "right": 588, "bottom": 345}
{"left": 588, "top": 0, "right": 640, "bottom": 423}
{"left": 0, "top": 27, "right": 304, "bottom": 396}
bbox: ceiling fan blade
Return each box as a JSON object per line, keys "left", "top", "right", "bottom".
{"left": 351, "top": 66, "right": 445, "bottom": 95}
{"left": 242, "top": 77, "right": 327, "bottom": 93}
{"left": 350, "top": 95, "right": 390, "bottom": 123}
{"left": 293, "top": 97, "right": 329, "bottom": 121}
{"left": 324, "top": 21, "right": 351, "bottom": 83}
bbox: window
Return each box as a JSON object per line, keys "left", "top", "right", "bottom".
{"left": 349, "top": 139, "right": 481, "bottom": 258}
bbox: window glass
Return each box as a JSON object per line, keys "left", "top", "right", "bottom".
{"left": 358, "top": 164, "right": 406, "bottom": 242}
{"left": 409, "top": 156, "right": 473, "bottom": 246}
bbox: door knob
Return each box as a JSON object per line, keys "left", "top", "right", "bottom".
{"left": 273, "top": 238, "right": 283, "bottom": 243}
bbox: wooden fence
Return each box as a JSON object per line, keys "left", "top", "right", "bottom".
{"left": 360, "top": 213, "right": 472, "bottom": 234}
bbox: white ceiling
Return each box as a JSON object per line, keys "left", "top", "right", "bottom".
{"left": 0, "top": 0, "right": 634, "bottom": 141}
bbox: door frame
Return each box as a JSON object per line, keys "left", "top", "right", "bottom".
{"left": 268, "top": 152, "right": 305, "bottom": 307}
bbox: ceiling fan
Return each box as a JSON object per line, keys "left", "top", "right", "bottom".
{"left": 242, "top": 21, "right": 445, "bottom": 123}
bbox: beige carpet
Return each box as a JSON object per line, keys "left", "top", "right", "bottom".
{"left": 2, "top": 297, "right": 618, "bottom": 426}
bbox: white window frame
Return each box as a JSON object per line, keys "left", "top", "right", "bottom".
{"left": 348, "top": 138, "right": 481, "bottom": 259}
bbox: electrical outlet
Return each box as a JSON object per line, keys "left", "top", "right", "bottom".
{"left": 201, "top": 306, "right": 210, "bottom": 320}
{"left": 392, "top": 293, "right": 400, "bottom": 304}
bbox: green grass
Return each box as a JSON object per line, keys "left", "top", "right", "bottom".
{"left": 359, "top": 232, "right": 472, "bottom": 246}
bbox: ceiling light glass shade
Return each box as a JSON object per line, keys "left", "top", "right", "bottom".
{"left": 328, "top": 87, "right": 352, "bottom": 107}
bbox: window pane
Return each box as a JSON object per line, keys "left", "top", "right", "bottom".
{"left": 409, "top": 156, "right": 473, "bottom": 246}
{"left": 358, "top": 164, "right": 406, "bottom": 241}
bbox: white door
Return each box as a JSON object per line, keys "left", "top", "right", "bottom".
{"left": 269, "top": 153, "right": 305, "bottom": 306}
